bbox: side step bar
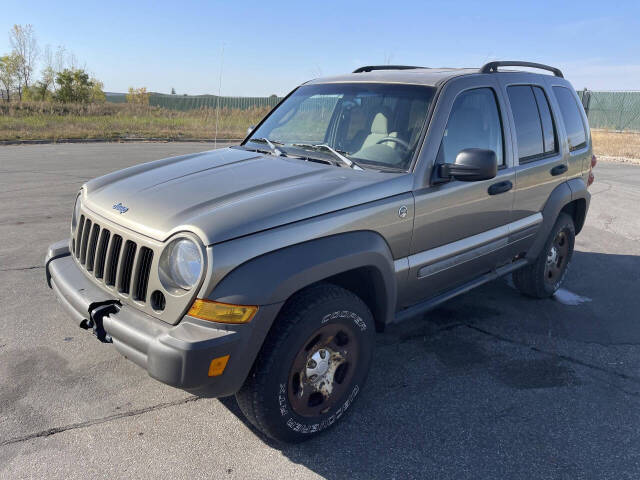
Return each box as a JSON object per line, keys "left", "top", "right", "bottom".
{"left": 393, "top": 259, "right": 528, "bottom": 324}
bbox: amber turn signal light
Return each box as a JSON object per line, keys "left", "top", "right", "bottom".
{"left": 188, "top": 299, "right": 258, "bottom": 324}
{"left": 208, "top": 355, "right": 230, "bottom": 377}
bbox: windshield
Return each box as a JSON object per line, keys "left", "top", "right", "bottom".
{"left": 244, "top": 83, "right": 436, "bottom": 171}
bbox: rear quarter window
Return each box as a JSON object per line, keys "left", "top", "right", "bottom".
{"left": 532, "top": 87, "right": 557, "bottom": 155}
{"left": 553, "top": 86, "right": 588, "bottom": 151}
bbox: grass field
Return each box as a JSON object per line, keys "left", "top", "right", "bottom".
{"left": 591, "top": 129, "right": 640, "bottom": 160}
{"left": 1, "top": 102, "right": 639, "bottom": 160}
{"left": 0, "top": 102, "right": 270, "bottom": 141}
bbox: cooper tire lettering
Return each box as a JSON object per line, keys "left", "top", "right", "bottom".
{"left": 321, "top": 310, "right": 367, "bottom": 331}
{"left": 283, "top": 385, "right": 360, "bottom": 434}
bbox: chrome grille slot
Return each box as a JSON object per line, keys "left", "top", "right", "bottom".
{"left": 86, "top": 223, "right": 100, "bottom": 271}
{"left": 79, "top": 219, "right": 92, "bottom": 264}
{"left": 75, "top": 215, "right": 85, "bottom": 258}
{"left": 94, "top": 229, "right": 110, "bottom": 279}
{"left": 106, "top": 235, "right": 123, "bottom": 286}
{"left": 134, "top": 247, "right": 154, "bottom": 302}
{"left": 118, "top": 240, "right": 137, "bottom": 295}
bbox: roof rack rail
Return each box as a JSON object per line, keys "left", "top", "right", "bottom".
{"left": 353, "top": 65, "right": 426, "bottom": 73}
{"left": 480, "top": 61, "right": 563, "bottom": 78}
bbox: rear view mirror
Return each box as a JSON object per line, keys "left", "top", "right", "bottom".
{"left": 438, "top": 148, "right": 497, "bottom": 182}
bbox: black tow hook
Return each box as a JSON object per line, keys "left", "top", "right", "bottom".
{"left": 80, "top": 303, "right": 119, "bottom": 343}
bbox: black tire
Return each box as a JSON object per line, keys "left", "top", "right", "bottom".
{"left": 513, "top": 212, "right": 575, "bottom": 298}
{"left": 235, "top": 283, "right": 375, "bottom": 443}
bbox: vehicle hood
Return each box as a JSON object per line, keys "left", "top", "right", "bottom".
{"left": 83, "top": 147, "right": 412, "bottom": 245}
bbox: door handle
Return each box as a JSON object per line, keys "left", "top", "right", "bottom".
{"left": 550, "top": 164, "right": 568, "bottom": 176}
{"left": 488, "top": 180, "right": 513, "bottom": 195}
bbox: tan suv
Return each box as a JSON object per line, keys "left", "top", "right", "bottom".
{"left": 46, "top": 61, "right": 596, "bottom": 442}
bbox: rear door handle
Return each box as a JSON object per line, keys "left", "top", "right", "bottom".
{"left": 550, "top": 164, "right": 568, "bottom": 176}
{"left": 488, "top": 180, "right": 513, "bottom": 195}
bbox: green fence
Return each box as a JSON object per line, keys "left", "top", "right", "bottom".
{"left": 578, "top": 90, "right": 640, "bottom": 131}
{"left": 105, "top": 90, "right": 640, "bottom": 131}
{"left": 105, "top": 92, "right": 282, "bottom": 110}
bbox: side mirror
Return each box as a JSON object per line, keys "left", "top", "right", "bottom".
{"left": 247, "top": 125, "right": 255, "bottom": 136}
{"left": 438, "top": 148, "right": 497, "bottom": 182}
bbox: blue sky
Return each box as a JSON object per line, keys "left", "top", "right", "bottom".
{"left": 3, "top": 0, "right": 640, "bottom": 96}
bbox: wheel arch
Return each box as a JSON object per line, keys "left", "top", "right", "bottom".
{"left": 561, "top": 197, "right": 588, "bottom": 234}
{"left": 208, "top": 231, "right": 397, "bottom": 331}
{"left": 527, "top": 178, "right": 590, "bottom": 260}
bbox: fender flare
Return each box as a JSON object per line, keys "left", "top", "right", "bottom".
{"left": 527, "top": 178, "right": 591, "bottom": 260}
{"left": 208, "top": 231, "right": 397, "bottom": 326}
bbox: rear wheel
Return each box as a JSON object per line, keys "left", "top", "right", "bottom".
{"left": 513, "top": 212, "right": 575, "bottom": 298}
{"left": 235, "top": 284, "right": 374, "bottom": 443}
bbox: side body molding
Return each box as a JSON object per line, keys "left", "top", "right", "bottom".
{"left": 208, "top": 231, "right": 397, "bottom": 326}
{"left": 526, "top": 178, "right": 591, "bottom": 260}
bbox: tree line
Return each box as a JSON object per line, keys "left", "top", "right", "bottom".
{"left": 0, "top": 24, "right": 105, "bottom": 103}
{"left": 0, "top": 24, "right": 152, "bottom": 105}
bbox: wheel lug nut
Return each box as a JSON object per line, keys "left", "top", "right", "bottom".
{"left": 309, "top": 374, "right": 318, "bottom": 381}
{"left": 307, "top": 359, "right": 317, "bottom": 369}
{"left": 319, "top": 350, "right": 326, "bottom": 359}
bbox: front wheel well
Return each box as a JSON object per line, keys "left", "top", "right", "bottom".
{"left": 322, "top": 267, "right": 388, "bottom": 333}
{"left": 561, "top": 198, "right": 587, "bottom": 234}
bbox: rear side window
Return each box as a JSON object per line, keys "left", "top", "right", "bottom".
{"left": 507, "top": 86, "right": 544, "bottom": 161}
{"left": 438, "top": 87, "right": 504, "bottom": 166}
{"left": 553, "top": 86, "right": 588, "bottom": 151}
{"left": 532, "top": 87, "right": 556, "bottom": 154}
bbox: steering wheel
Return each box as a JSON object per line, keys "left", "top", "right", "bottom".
{"left": 376, "top": 136, "right": 410, "bottom": 151}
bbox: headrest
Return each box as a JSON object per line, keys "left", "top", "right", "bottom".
{"left": 371, "top": 112, "right": 388, "bottom": 135}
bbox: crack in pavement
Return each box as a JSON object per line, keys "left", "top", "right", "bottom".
{"left": 0, "top": 395, "right": 202, "bottom": 448}
{"left": 0, "top": 168, "right": 89, "bottom": 180}
{"left": 464, "top": 323, "right": 640, "bottom": 386}
{"left": 0, "top": 265, "right": 44, "bottom": 272}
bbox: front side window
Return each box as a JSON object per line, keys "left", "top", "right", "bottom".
{"left": 438, "top": 87, "right": 504, "bottom": 165}
{"left": 245, "top": 83, "right": 436, "bottom": 171}
{"left": 553, "top": 86, "right": 588, "bottom": 151}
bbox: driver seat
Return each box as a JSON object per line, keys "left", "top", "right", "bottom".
{"left": 360, "top": 111, "right": 398, "bottom": 150}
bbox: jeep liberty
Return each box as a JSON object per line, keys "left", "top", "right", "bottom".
{"left": 46, "top": 61, "right": 595, "bottom": 443}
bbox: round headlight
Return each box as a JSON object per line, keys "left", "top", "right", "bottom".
{"left": 159, "top": 238, "right": 203, "bottom": 290}
{"left": 72, "top": 194, "right": 81, "bottom": 231}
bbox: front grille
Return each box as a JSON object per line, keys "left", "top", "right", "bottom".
{"left": 73, "top": 215, "right": 153, "bottom": 304}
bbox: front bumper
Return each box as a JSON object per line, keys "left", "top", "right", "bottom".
{"left": 45, "top": 239, "right": 282, "bottom": 396}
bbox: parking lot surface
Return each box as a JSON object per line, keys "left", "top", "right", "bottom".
{"left": 1, "top": 143, "right": 640, "bottom": 479}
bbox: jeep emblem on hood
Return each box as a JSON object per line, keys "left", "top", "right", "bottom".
{"left": 112, "top": 202, "right": 129, "bottom": 214}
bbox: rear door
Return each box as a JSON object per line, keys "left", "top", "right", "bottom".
{"left": 497, "top": 76, "right": 567, "bottom": 253}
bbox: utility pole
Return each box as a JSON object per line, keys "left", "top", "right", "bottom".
{"left": 214, "top": 43, "right": 225, "bottom": 149}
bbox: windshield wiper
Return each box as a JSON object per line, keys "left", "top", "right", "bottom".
{"left": 292, "top": 143, "right": 364, "bottom": 171}
{"left": 248, "top": 137, "right": 285, "bottom": 156}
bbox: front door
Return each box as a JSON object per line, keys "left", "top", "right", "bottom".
{"left": 401, "top": 76, "right": 516, "bottom": 307}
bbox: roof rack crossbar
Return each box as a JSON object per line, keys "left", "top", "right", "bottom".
{"left": 480, "top": 61, "right": 563, "bottom": 78}
{"left": 353, "top": 65, "right": 426, "bottom": 73}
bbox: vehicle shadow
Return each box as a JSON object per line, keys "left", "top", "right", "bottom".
{"left": 218, "top": 250, "right": 640, "bottom": 479}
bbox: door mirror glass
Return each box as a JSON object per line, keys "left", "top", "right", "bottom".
{"left": 439, "top": 148, "right": 498, "bottom": 181}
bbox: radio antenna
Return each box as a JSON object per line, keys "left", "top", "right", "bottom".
{"left": 214, "top": 43, "right": 225, "bottom": 149}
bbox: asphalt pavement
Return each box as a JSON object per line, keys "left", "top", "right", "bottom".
{"left": 1, "top": 143, "right": 639, "bottom": 479}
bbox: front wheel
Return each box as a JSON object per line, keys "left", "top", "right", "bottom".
{"left": 513, "top": 212, "right": 575, "bottom": 298}
{"left": 235, "top": 284, "right": 375, "bottom": 443}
